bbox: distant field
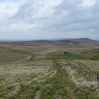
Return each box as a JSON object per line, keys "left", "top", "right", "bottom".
{"left": 0, "top": 40, "right": 99, "bottom": 99}
{"left": 0, "top": 47, "right": 29, "bottom": 64}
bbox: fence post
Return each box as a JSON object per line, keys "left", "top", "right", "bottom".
{"left": 97, "top": 74, "right": 99, "bottom": 82}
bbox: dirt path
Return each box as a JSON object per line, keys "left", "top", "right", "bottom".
{"left": 68, "top": 90, "right": 76, "bottom": 99}
{"left": 34, "top": 90, "right": 41, "bottom": 99}
{"left": 13, "top": 55, "right": 31, "bottom": 63}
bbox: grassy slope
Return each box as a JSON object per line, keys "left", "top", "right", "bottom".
{"left": 0, "top": 41, "right": 99, "bottom": 99}
{"left": 45, "top": 48, "right": 99, "bottom": 60}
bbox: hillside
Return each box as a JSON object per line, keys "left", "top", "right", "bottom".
{"left": 0, "top": 40, "right": 99, "bottom": 99}
{"left": 70, "top": 38, "right": 97, "bottom": 42}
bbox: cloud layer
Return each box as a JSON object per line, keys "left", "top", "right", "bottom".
{"left": 0, "top": 0, "right": 99, "bottom": 40}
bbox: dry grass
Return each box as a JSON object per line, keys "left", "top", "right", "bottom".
{"left": 0, "top": 47, "right": 29, "bottom": 64}
{"left": 0, "top": 60, "right": 53, "bottom": 98}
{"left": 74, "top": 60, "right": 99, "bottom": 71}
{"left": 0, "top": 41, "right": 99, "bottom": 98}
{"left": 66, "top": 66, "right": 97, "bottom": 87}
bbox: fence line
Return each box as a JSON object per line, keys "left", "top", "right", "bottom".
{"left": 66, "top": 60, "right": 99, "bottom": 83}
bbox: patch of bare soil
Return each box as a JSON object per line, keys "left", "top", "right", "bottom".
{"left": 53, "top": 95, "right": 62, "bottom": 99}
{"left": 68, "top": 90, "right": 76, "bottom": 99}
{"left": 34, "top": 90, "right": 41, "bottom": 99}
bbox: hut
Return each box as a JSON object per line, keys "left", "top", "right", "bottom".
{"left": 64, "top": 52, "right": 70, "bottom": 55}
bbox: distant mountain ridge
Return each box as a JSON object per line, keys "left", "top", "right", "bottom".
{"left": 0, "top": 38, "right": 98, "bottom": 42}
{"left": 70, "top": 38, "right": 97, "bottom": 42}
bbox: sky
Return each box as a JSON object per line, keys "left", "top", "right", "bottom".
{"left": 0, "top": 0, "right": 99, "bottom": 40}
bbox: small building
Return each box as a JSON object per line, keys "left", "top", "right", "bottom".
{"left": 64, "top": 52, "right": 70, "bottom": 55}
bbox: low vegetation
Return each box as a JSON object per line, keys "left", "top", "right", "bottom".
{"left": 0, "top": 40, "right": 99, "bottom": 99}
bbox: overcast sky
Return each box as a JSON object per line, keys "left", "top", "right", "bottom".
{"left": 0, "top": 0, "right": 99, "bottom": 40}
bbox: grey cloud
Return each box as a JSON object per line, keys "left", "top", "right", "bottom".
{"left": 91, "top": 0, "right": 99, "bottom": 14}
{"left": 45, "top": 0, "right": 99, "bottom": 33}
{"left": 2, "top": 0, "right": 99, "bottom": 40}
{"left": 10, "top": 0, "right": 99, "bottom": 33}
{"left": 55, "top": 0, "right": 82, "bottom": 11}
{"left": 10, "top": 1, "right": 40, "bottom": 20}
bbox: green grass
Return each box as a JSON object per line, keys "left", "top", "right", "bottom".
{"left": 0, "top": 85, "right": 15, "bottom": 98}
{"left": 75, "top": 49, "right": 99, "bottom": 60}
{"left": 46, "top": 52, "right": 77, "bottom": 61}
{"left": 0, "top": 46, "right": 35, "bottom": 64}
{"left": 28, "top": 54, "right": 35, "bottom": 61}
{"left": 75, "top": 86, "right": 99, "bottom": 99}
{"left": 40, "top": 65, "right": 74, "bottom": 99}
{"left": 90, "top": 54, "right": 99, "bottom": 60}
{"left": 0, "top": 42, "right": 99, "bottom": 99}
{"left": 45, "top": 49, "right": 99, "bottom": 61}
